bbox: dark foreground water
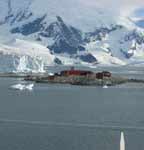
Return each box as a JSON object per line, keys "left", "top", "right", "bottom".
{"left": 0, "top": 67, "right": 144, "bottom": 150}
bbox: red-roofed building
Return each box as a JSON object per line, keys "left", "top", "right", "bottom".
{"left": 60, "top": 70, "right": 93, "bottom": 76}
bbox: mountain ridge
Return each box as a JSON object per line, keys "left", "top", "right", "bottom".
{"left": 0, "top": 0, "right": 144, "bottom": 71}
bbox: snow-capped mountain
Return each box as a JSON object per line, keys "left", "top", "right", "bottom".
{"left": 0, "top": 0, "right": 144, "bottom": 72}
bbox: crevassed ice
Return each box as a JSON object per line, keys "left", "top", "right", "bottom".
{"left": 0, "top": 53, "right": 45, "bottom": 73}
{"left": 16, "top": 55, "right": 45, "bottom": 73}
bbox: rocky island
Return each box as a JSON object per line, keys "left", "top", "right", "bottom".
{"left": 24, "top": 67, "right": 129, "bottom": 86}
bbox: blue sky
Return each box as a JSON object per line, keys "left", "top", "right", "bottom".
{"left": 134, "top": 8, "right": 144, "bottom": 17}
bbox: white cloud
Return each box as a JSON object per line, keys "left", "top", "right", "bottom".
{"left": 79, "top": 0, "right": 144, "bottom": 16}
{"left": 80, "top": 0, "right": 144, "bottom": 8}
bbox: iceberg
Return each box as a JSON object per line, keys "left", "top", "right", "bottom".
{"left": 11, "top": 84, "right": 26, "bottom": 91}
{"left": 103, "top": 85, "right": 108, "bottom": 89}
{"left": 25, "top": 84, "right": 34, "bottom": 91}
{"left": 10, "top": 83, "right": 34, "bottom": 91}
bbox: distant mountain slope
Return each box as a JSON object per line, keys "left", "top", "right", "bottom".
{"left": 0, "top": 0, "right": 144, "bottom": 69}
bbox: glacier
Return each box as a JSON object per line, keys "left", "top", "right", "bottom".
{"left": 0, "top": 39, "right": 55, "bottom": 72}
{"left": 0, "top": 53, "right": 45, "bottom": 73}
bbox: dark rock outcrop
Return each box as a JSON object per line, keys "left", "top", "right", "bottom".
{"left": 42, "top": 16, "right": 84, "bottom": 54}
{"left": 77, "top": 53, "right": 97, "bottom": 63}
{"left": 11, "top": 15, "right": 46, "bottom": 35}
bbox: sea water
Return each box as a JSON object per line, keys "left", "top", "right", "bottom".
{"left": 0, "top": 66, "right": 144, "bottom": 150}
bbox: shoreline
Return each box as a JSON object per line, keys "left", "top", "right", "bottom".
{"left": 0, "top": 72, "right": 144, "bottom": 87}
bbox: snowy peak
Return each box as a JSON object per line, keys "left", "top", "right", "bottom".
{"left": 35, "top": 16, "right": 84, "bottom": 54}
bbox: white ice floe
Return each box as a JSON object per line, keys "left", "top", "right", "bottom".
{"left": 103, "top": 85, "right": 108, "bottom": 89}
{"left": 11, "top": 84, "right": 25, "bottom": 91}
{"left": 10, "top": 83, "right": 34, "bottom": 91}
{"left": 25, "top": 84, "right": 34, "bottom": 91}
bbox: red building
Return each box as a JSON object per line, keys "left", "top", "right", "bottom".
{"left": 60, "top": 70, "right": 93, "bottom": 76}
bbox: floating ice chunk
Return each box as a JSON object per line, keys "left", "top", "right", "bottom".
{"left": 120, "top": 132, "right": 125, "bottom": 150}
{"left": 25, "top": 84, "right": 34, "bottom": 91}
{"left": 103, "top": 85, "right": 108, "bottom": 89}
{"left": 11, "top": 84, "right": 25, "bottom": 91}
{"left": 10, "top": 83, "right": 34, "bottom": 91}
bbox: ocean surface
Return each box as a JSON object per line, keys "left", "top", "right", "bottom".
{"left": 0, "top": 66, "right": 144, "bottom": 150}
